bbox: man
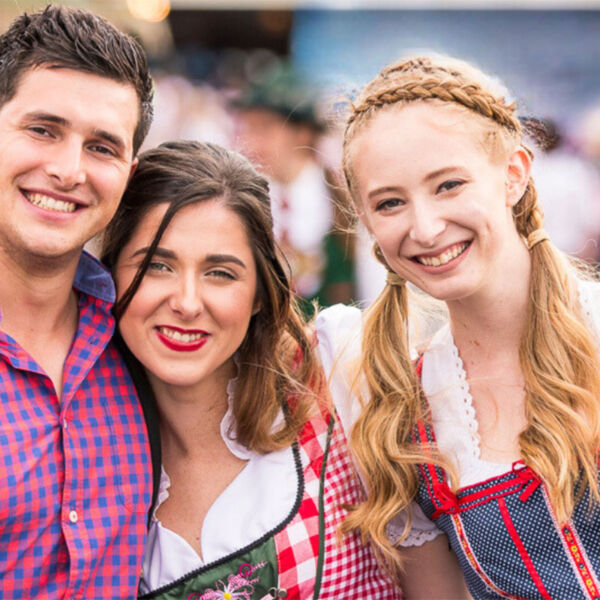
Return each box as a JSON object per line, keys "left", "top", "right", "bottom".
{"left": 0, "top": 6, "right": 154, "bottom": 598}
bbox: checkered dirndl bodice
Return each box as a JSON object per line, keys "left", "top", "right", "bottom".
{"left": 139, "top": 406, "right": 401, "bottom": 600}
{"left": 275, "top": 406, "right": 401, "bottom": 599}
{"left": 413, "top": 360, "right": 600, "bottom": 600}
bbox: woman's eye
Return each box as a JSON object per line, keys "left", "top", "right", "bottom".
{"left": 148, "top": 261, "right": 171, "bottom": 273}
{"left": 375, "top": 198, "right": 404, "bottom": 212}
{"left": 437, "top": 180, "right": 463, "bottom": 193}
{"left": 208, "top": 269, "right": 235, "bottom": 280}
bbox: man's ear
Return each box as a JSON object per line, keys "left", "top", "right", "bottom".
{"left": 128, "top": 158, "right": 139, "bottom": 184}
{"left": 505, "top": 147, "right": 531, "bottom": 207}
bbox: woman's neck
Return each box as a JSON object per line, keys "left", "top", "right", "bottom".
{"left": 150, "top": 363, "right": 236, "bottom": 459}
{"left": 447, "top": 238, "right": 532, "bottom": 359}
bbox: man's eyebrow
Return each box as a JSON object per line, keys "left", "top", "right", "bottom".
{"left": 92, "top": 128, "right": 126, "bottom": 152}
{"left": 22, "top": 111, "right": 126, "bottom": 152}
{"left": 22, "top": 111, "right": 68, "bottom": 126}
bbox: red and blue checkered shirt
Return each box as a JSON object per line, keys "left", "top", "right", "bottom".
{"left": 0, "top": 252, "right": 152, "bottom": 599}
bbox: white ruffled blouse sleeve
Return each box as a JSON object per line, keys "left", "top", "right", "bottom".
{"left": 315, "top": 304, "right": 442, "bottom": 547}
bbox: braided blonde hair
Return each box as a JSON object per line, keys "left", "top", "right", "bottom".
{"left": 340, "top": 55, "right": 600, "bottom": 575}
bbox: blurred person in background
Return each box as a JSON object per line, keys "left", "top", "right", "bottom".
{"left": 232, "top": 63, "right": 355, "bottom": 314}
{"left": 525, "top": 117, "right": 600, "bottom": 263}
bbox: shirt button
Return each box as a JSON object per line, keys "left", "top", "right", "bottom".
{"left": 63, "top": 419, "right": 68, "bottom": 429}
{"left": 69, "top": 510, "right": 78, "bottom": 523}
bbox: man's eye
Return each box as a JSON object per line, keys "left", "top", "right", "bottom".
{"left": 89, "top": 144, "right": 116, "bottom": 157}
{"left": 28, "top": 126, "right": 51, "bottom": 137}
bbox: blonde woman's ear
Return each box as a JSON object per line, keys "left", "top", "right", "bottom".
{"left": 504, "top": 146, "right": 532, "bottom": 207}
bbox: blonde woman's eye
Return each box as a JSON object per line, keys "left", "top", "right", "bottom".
{"left": 375, "top": 198, "right": 404, "bottom": 212}
{"left": 438, "top": 180, "right": 463, "bottom": 193}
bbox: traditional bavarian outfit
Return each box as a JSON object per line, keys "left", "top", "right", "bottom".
{"left": 319, "top": 281, "right": 600, "bottom": 600}
{"left": 137, "top": 317, "right": 401, "bottom": 600}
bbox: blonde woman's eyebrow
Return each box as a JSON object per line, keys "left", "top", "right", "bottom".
{"left": 423, "top": 166, "right": 463, "bottom": 182}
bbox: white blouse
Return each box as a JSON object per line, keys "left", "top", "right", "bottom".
{"left": 140, "top": 312, "right": 369, "bottom": 592}
{"left": 139, "top": 379, "right": 299, "bottom": 594}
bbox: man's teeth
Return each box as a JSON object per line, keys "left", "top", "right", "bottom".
{"left": 416, "top": 243, "right": 469, "bottom": 267}
{"left": 158, "top": 327, "right": 205, "bottom": 343}
{"left": 26, "top": 192, "right": 76, "bottom": 213}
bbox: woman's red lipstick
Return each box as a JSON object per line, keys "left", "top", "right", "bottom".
{"left": 155, "top": 326, "right": 208, "bottom": 352}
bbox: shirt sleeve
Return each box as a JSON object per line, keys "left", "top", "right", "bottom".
{"left": 315, "top": 304, "right": 443, "bottom": 546}
{"left": 387, "top": 504, "right": 443, "bottom": 547}
{"left": 315, "top": 304, "right": 364, "bottom": 436}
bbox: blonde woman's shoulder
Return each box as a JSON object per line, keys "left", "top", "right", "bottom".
{"left": 315, "top": 304, "right": 364, "bottom": 435}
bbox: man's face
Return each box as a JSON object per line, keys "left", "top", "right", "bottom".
{"left": 0, "top": 66, "right": 139, "bottom": 264}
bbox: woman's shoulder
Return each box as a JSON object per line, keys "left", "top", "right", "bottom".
{"left": 315, "top": 303, "right": 363, "bottom": 362}
{"left": 576, "top": 277, "right": 600, "bottom": 339}
{"left": 315, "top": 304, "right": 364, "bottom": 436}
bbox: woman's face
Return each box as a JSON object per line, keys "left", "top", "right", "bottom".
{"left": 350, "top": 102, "right": 530, "bottom": 304}
{"left": 114, "top": 199, "right": 259, "bottom": 391}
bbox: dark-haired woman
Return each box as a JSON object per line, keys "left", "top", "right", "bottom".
{"left": 102, "top": 140, "right": 401, "bottom": 599}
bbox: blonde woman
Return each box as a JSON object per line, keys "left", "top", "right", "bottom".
{"left": 316, "top": 56, "right": 600, "bottom": 599}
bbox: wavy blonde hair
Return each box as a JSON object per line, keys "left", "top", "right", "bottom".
{"left": 339, "top": 56, "right": 600, "bottom": 574}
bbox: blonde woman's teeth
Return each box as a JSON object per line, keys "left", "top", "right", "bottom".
{"left": 416, "top": 242, "right": 469, "bottom": 266}
{"left": 26, "top": 192, "right": 76, "bottom": 213}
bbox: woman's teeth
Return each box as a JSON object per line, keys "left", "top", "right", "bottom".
{"left": 158, "top": 327, "right": 205, "bottom": 343}
{"left": 416, "top": 242, "right": 469, "bottom": 267}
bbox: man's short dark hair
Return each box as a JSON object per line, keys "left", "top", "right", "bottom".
{"left": 0, "top": 4, "right": 153, "bottom": 154}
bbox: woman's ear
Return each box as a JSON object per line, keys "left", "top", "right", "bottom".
{"left": 505, "top": 147, "right": 532, "bottom": 207}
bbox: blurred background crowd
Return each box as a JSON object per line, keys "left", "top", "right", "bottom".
{"left": 5, "top": 0, "right": 600, "bottom": 309}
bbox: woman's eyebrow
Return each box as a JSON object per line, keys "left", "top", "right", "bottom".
{"left": 130, "top": 247, "right": 176, "bottom": 260}
{"left": 129, "top": 248, "right": 246, "bottom": 268}
{"left": 205, "top": 254, "right": 246, "bottom": 269}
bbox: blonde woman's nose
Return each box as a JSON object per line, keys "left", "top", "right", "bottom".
{"left": 408, "top": 202, "right": 445, "bottom": 247}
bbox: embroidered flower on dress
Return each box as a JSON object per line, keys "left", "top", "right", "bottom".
{"left": 197, "top": 562, "right": 266, "bottom": 600}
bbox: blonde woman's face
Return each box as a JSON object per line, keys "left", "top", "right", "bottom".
{"left": 115, "top": 200, "right": 259, "bottom": 392}
{"left": 351, "top": 102, "right": 529, "bottom": 304}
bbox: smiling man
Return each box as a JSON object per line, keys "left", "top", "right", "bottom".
{"left": 0, "top": 5, "right": 154, "bottom": 599}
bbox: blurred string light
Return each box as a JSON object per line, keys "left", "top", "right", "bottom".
{"left": 127, "top": 0, "right": 171, "bottom": 23}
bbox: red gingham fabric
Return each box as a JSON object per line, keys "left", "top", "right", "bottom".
{"left": 0, "top": 252, "right": 152, "bottom": 600}
{"left": 274, "top": 408, "right": 402, "bottom": 599}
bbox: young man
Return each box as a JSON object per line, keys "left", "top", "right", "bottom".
{"left": 0, "top": 6, "right": 154, "bottom": 598}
